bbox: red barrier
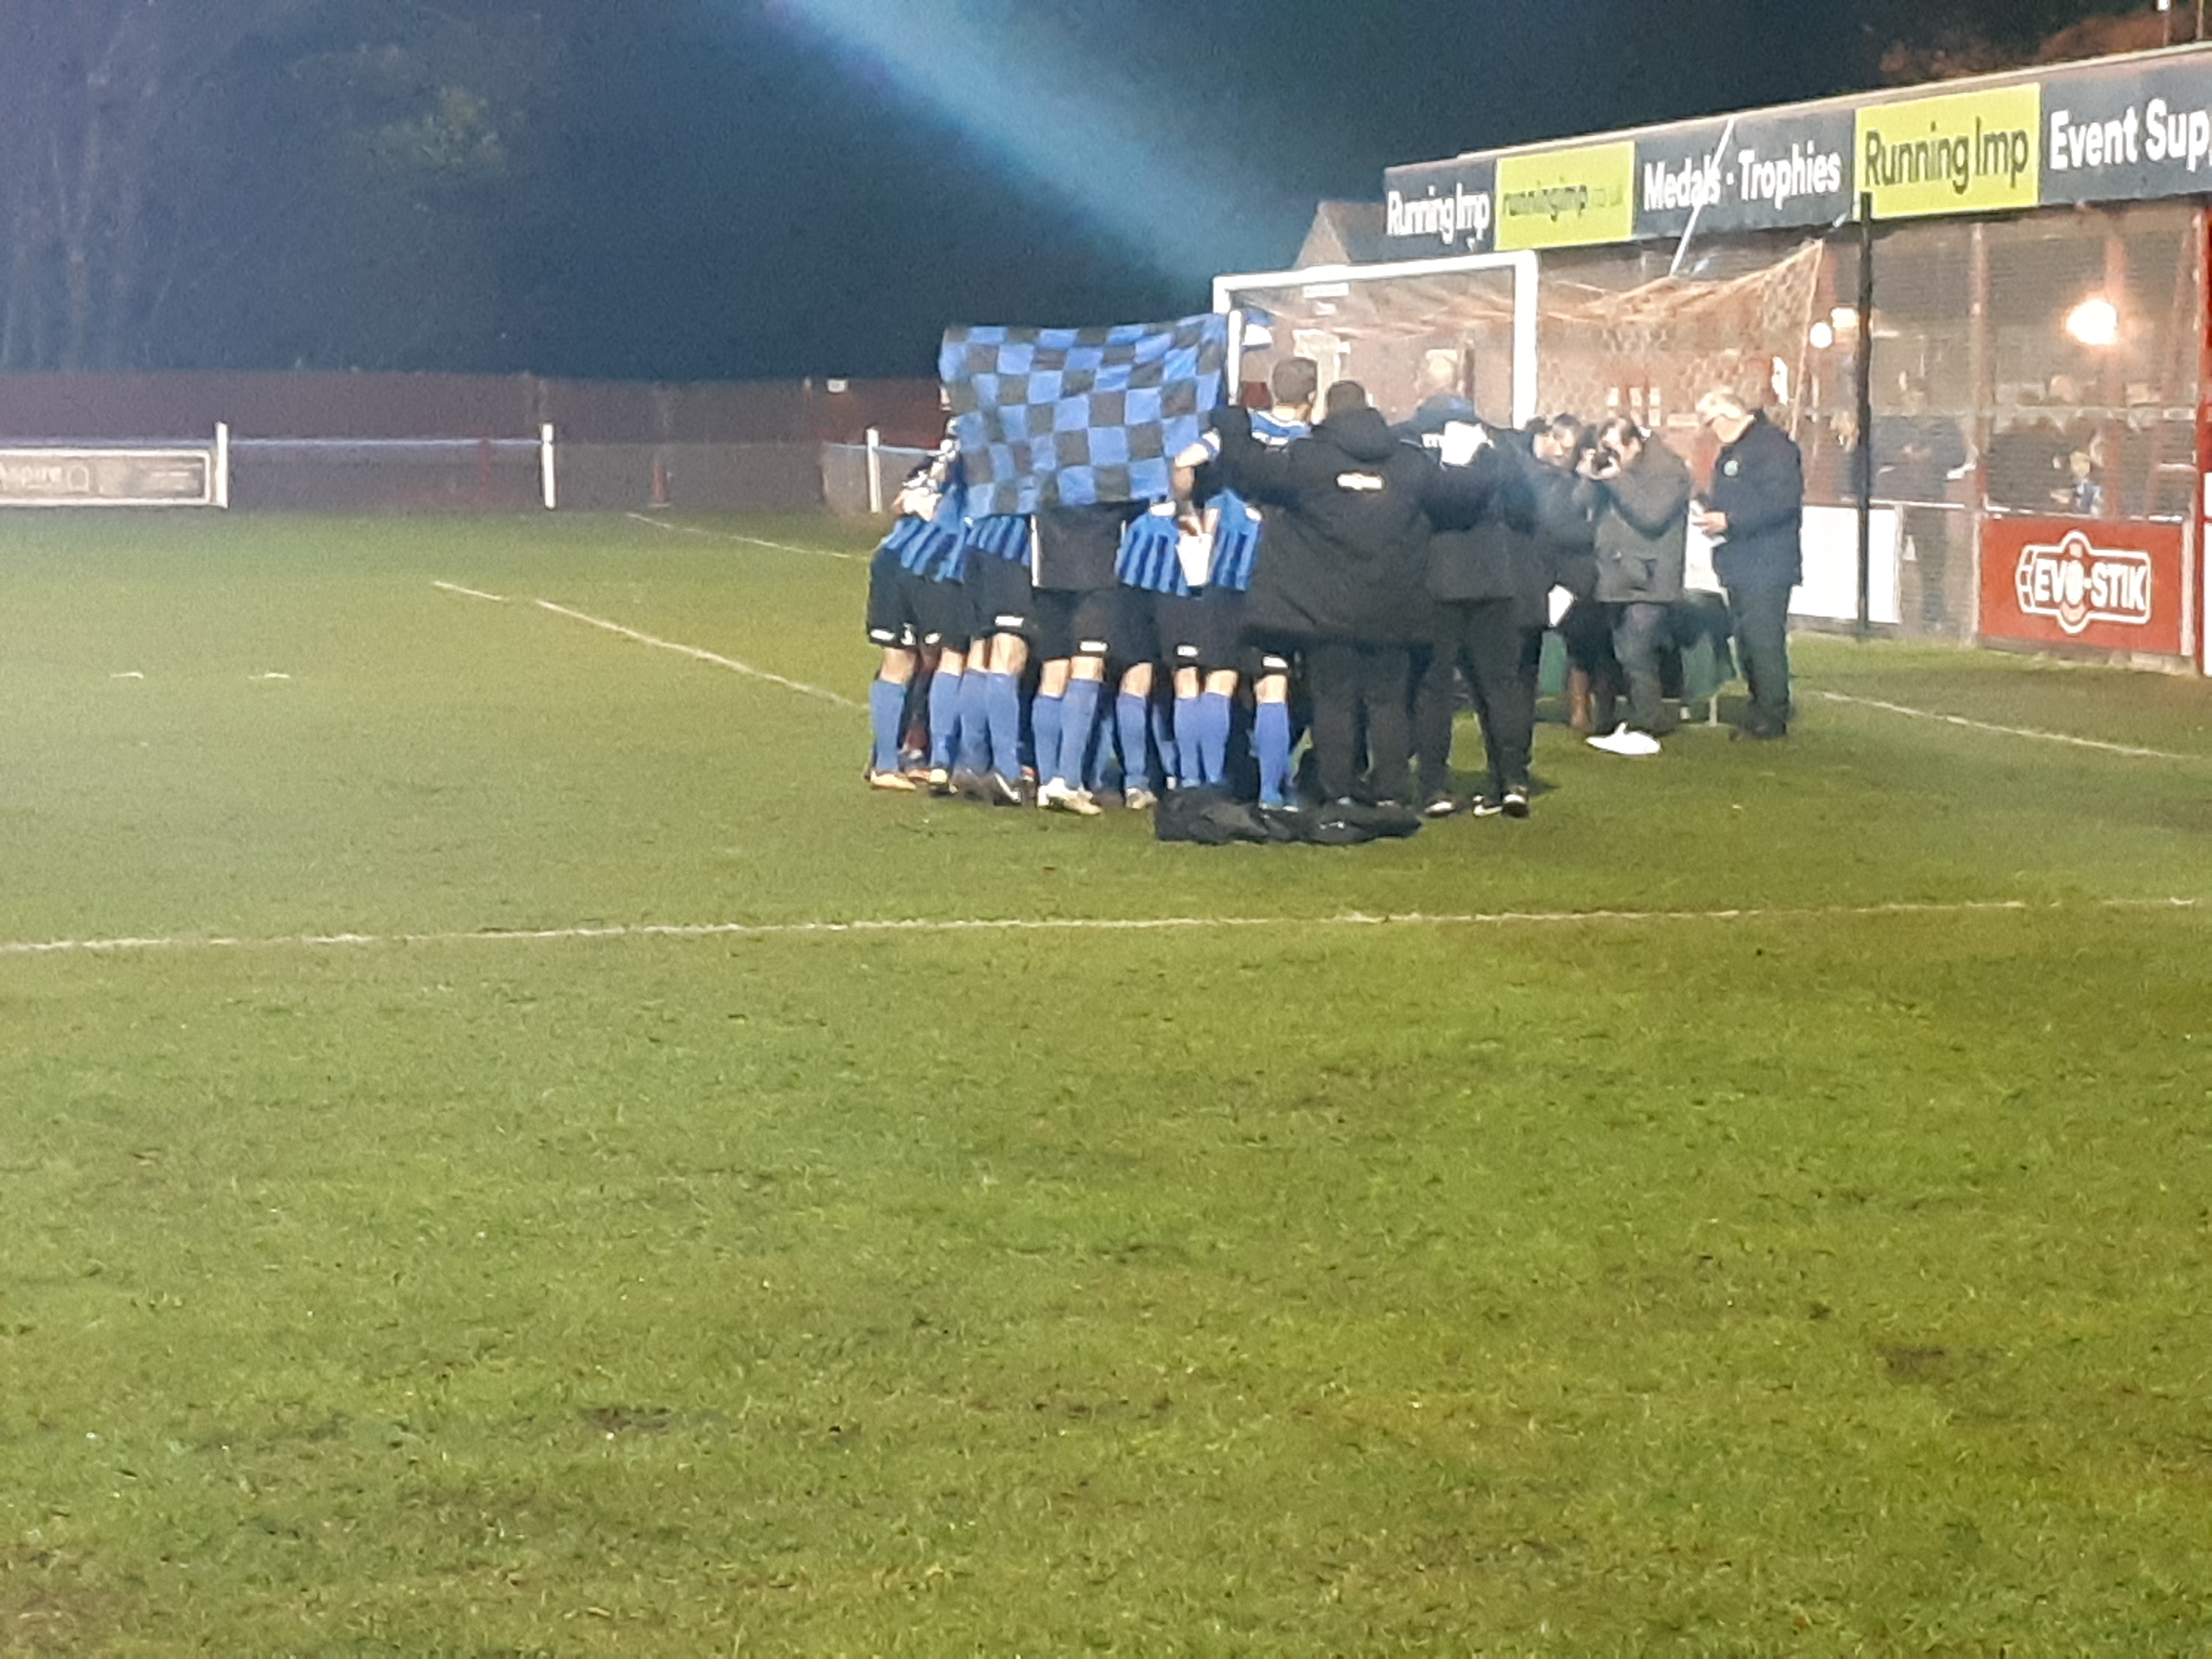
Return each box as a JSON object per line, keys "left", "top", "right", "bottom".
{"left": 1980, "top": 517, "right": 2188, "bottom": 658}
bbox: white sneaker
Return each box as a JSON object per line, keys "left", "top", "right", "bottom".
{"left": 1040, "top": 778, "right": 1101, "bottom": 816}
{"left": 1124, "top": 786, "right": 1158, "bottom": 812}
{"left": 1587, "top": 724, "right": 1661, "bottom": 757}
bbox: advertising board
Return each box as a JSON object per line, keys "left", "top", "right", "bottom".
{"left": 1382, "top": 157, "right": 1497, "bottom": 256}
{"left": 1494, "top": 143, "right": 1635, "bottom": 252}
{"left": 1855, "top": 84, "right": 2041, "bottom": 220}
{"left": 1633, "top": 110, "right": 1856, "bottom": 242}
{"left": 1979, "top": 517, "right": 2187, "bottom": 658}
{"left": 0, "top": 448, "right": 214, "bottom": 507}
{"left": 1377, "top": 44, "right": 2212, "bottom": 262}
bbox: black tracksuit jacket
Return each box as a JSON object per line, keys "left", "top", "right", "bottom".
{"left": 1213, "top": 405, "right": 1503, "bottom": 647}
{"left": 1707, "top": 414, "right": 1805, "bottom": 592}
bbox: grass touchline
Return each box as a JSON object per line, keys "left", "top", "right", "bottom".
{"left": 1815, "top": 687, "right": 2203, "bottom": 761}
{"left": 625, "top": 511, "right": 864, "bottom": 560}
{"left": 531, "top": 597, "right": 864, "bottom": 709}
{"left": 2, "top": 895, "right": 2202, "bottom": 961}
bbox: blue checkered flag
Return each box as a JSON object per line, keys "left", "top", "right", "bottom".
{"left": 940, "top": 313, "right": 1230, "bottom": 517}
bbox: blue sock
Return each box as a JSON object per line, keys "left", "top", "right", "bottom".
{"left": 1032, "top": 690, "right": 1066, "bottom": 785}
{"left": 1116, "top": 692, "right": 1151, "bottom": 792}
{"left": 1198, "top": 691, "right": 1232, "bottom": 788}
{"left": 986, "top": 672, "right": 1024, "bottom": 781}
{"left": 927, "top": 670, "right": 962, "bottom": 770}
{"left": 1086, "top": 707, "right": 1117, "bottom": 795}
{"left": 869, "top": 678, "right": 905, "bottom": 774}
{"left": 1256, "top": 701, "right": 1292, "bottom": 806}
{"left": 1173, "top": 696, "right": 1201, "bottom": 786}
{"left": 1056, "top": 678, "right": 1102, "bottom": 791}
{"left": 1152, "top": 700, "right": 1179, "bottom": 786}
{"left": 957, "top": 670, "right": 992, "bottom": 773}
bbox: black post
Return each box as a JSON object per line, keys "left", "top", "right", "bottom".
{"left": 1856, "top": 191, "right": 1876, "bottom": 640}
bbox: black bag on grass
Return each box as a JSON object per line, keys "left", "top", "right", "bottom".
{"left": 1152, "top": 788, "right": 1273, "bottom": 845}
{"left": 1306, "top": 799, "right": 1423, "bottom": 844}
{"left": 1154, "top": 789, "right": 1422, "bottom": 846}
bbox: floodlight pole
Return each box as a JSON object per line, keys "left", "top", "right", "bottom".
{"left": 1855, "top": 192, "right": 1876, "bottom": 641}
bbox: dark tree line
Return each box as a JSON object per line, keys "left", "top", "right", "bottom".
{"left": 1871, "top": 0, "right": 2199, "bottom": 83}
{"left": 0, "top": 0, "right": 580, "bottom": 373}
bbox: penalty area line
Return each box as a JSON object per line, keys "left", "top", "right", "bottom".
{"left": 533, "top": 600, "right": 862, "bottom": 710}
{"left": 2, "top": 897, "right": 2199, "bottom": 962}
{"left": 624, "top": 513, "right": 861, "bottom": 561}
{"left": 1814, "top": 690, "right": 2198, "bottom": 762}
{"left": 433, "top": 580, "right": 510, "bottom": 603}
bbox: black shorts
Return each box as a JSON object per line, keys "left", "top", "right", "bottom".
{"left": 965, "top": 554, "right": 1035, "bottom": 643}
{"left": 914, "top": 575, "right": 969, "bottom": 652}
{"left": 867, "top": 557, "right": 966, "bottom": 652}
{"left": 866, "top": 545, "right": 923, "bottom": 649}
{"left": 1162, "top": 586, "right": 1247, "bottom": 675}
{"left": 1241, "top": 632, "right": 1301, "bottom": 686}
{"left": 1034, "top": 586, "right": 1117, "bottom": 663}
{"left": 1108, "top": 587, "right": 1168, "bottom": 667}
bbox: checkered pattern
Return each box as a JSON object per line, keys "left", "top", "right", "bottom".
{"left": 940, "top": 313, "right": 1230, "bottom": 518}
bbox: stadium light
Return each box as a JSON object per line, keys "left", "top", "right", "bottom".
{"left": 769, "top": 0, "right": 1257, "bottom": 279}
{"left": 2065, "top": 296, "right": 2120, "bottom": 347}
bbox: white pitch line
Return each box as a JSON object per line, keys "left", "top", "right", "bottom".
{"left": 533, "top": 600, "right": 862, "bottom": 710}
{"left": 1, "top": 898, "right": 2199, "bottom": 962}
{"left": 624, "top": 512, "right": 861, "bottom": 561}
{"left": 1814, "top": 690, "right": 2198, "bottom": 761}
{"left": 434, "top": 580, "right": 510, "bottom": 604}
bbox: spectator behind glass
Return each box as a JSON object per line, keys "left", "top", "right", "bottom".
{"left": 1874, "top": 376, "right": 1968, "bottom": 629}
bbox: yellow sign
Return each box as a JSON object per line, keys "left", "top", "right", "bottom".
{"left": 1857, "top": 84, "right": 2041, "bottom": 219}
{"left": 1496, "top": 143, "right": 1636, "bottom": 251}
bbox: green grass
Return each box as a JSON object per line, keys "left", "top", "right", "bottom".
{"left": 1, "top": 510, "right": 2209, "bottom": 1654}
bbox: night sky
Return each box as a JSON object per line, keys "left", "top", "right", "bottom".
{"left": 7, "top": 0, "right": 2106, "bottom": 381}
{"left": 547, "top": 0, "right": 1875, "bottom": 380}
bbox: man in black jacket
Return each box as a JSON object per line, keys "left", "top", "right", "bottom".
{"left": 1693, "top": 389, "right": 1803, "bottom": 740}
{"left": 1409, "top": 423, "right": 1542, "bottom": 816}
{"left": 1525, "top": 415, "right": 1599, "bottom": 708}
{"left": 1212, "top": 381, "right": 1500, "bottom": 806}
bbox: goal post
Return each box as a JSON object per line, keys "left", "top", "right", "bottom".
{"left": 1213, "top": 250, "right": 1541, "bottom": 428}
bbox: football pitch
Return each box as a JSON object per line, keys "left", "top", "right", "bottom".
{"left": 2, "top": 509, "right": 2209, "bottom": 1654}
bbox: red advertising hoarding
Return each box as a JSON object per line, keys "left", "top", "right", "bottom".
{"left": 1979, "top": 517, "right": 2187, "bottom": 659}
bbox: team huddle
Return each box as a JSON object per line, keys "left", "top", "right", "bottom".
{"left": 864, "top": 350, "right": 1806, "bottom": 835}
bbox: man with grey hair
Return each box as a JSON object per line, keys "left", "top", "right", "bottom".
{"left": 1693, "top": 389, "right": 1802, "bottom": 741}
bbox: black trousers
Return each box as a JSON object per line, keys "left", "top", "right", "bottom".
{"left": 1308, "top": 640, "right": 1412, "bottom": 803}
{"left": 1726, "top": 583, "right": 1792, "bottom": 733}
{"left": 1906, "top": 506, "right": 1952, "bottom": 628}
{"left": 1517, "top": 623, "right": 1545, "bottom": 703}
{"left": 1415, "top": 597, "right": 1534, "bottom": 797}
